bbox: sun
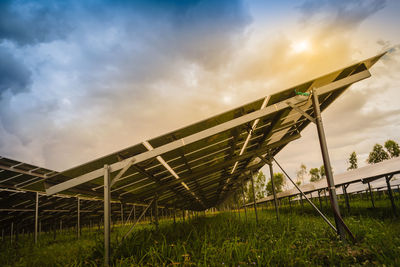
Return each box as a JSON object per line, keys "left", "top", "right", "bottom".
{"left": 291, "top": 40, "right": 310, "bottom": 54}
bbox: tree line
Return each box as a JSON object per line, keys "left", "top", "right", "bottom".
{"left": 224, "top": 139, "right": 399, "bottom": 207}
{"left": 296, "top": 139, "right": 400, "bottom": 185}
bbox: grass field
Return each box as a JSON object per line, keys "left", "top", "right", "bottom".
{"left": 0, "top": 197, "right": 399, "bottom": 266}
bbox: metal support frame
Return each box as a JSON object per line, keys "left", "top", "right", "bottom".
{"left": 77, "top": 197, "right": 80, "bottom": 239}
{"left": 300, "top": 194, "right": 304, "bottom": 210}
{"left": 273, "top": 158, "right": 339, "bottom": 235}
{"left": 318, "top": 190, "right": 322, "bottom": 210}
{"left": 241, "top": 181, "right": 247, "bottom": 223}
{"left": 385, "top": 175, "right": 397, "bottom": 214}
{"left": 104, "top": 165, "right": 111, "bottom": 266}
{"left": 125, "top": 205, "right": 134, "bottom": 226}
{"left": 250, "top": 171, "right": 258, "bottom": 225}
{"left": 120, "top": 202, "right": 124, "bottom": 224}
{"left": 342, "top": 185, "right": 350, "bottom": 213}
{"left": 10, "top": 222, "right": 13, "bottom": 244}
{"left": 35, "top": 192, "right": 39, "bottom": 244}
{"left": 121, "top": 199, "right": 154, "bottom": 242}
{"left": 46, "top": 69, "right": 372, "bottom": 197}
{"left": 257, "top": 156, "right": 279, "bottom": 221}
{"left": 312, "top": 88, "right": 347, "bottom": 240}
{"left": 286, "top": 102, "right": 316, "bottom": 124}
{"left": 154, "top": 195, "right": 159, "bottom": 230}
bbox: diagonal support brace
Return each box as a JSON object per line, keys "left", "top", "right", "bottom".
{"left": 111, "top": 158, "right": 136, "bottom": 187}
{"left": 286, "top": 102, "right": 316, "bottom": 124}
{"left": 121, "top": 198, "right": 154, "bottom": 242}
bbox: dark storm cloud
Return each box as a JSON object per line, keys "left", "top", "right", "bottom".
{"left": 0, "top": 0, "right": 252, "bottom": 169}
{"left": 0, "top": 49, "right": 31, "bottom": 96}
{"left": 0, "top": 0, "right": 70, "bottom": 45}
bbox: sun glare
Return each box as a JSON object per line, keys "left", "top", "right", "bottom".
{"left": 291, "top": 40, "right": 310, "bottom": 54}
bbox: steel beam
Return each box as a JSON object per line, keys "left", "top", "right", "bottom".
{"left": 342, "top": 185, "right": 350, "bottom": 213}
{"left": 273, "top": 158, "right": 338, "bottom": 233}
{"left": 104, "top": 165, "right": 111, "bottom": 266}
{"left": 121, "top": 199, "right": 154, "bottom": 241}
{"left": 318, "top": 190, "right": 322, "bottom": 210}
{"left": 154, "top": 196, "right": 159, "bottom": 230}
{"left": 250, "top": 171, "right": 258, "bottom": 225}
{"left": 120, "top": 202, "right": 124, "bottom": 224}
{"left": 260, "top": 157, "right": 279, "bottom": 221}
{"left": 0, "top": 164, "right": 47, "bottom": 179}
{"left": 241, "top": 181, "right": 247, "bottom": 223}
{"left": 312, "top": 88, "right": 346, "bottom": 240}
{"left": 77, "top": 197, "right": 80, "bottom": 239}
{"left": 385, "top": 175, "right": 397, "bottom": 214}
{"left": 35, "top": 192, "right": 39, "bottom": 244}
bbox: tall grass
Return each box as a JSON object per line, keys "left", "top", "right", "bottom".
{"left": 0, "top": 197, "right": 399, "bottom": 266}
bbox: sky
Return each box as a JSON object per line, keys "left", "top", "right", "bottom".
{"left": 1, "top": 0, "right": 400, "bottom": 185}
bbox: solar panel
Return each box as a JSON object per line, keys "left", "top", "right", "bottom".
{"left": 36, "top": 53, "right": 385, "bottom": 211}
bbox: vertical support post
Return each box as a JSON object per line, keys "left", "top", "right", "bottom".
{"left": 15, "top": 224, "right": 19, "bottom": 243}
{"left": 300, "top": 194, "right": 304, "bottom": 210}
{"left": 318, "top": 190, "right": 322, "bottom": 210}
{"left": 268, "top": 162, "right": 279, "bottom": 221}
{"left": 60, "top": 220, "right": 62, "bottom": 232}
{"left": 173, "top": 207, "right": 176, "bottom": 224}
{"left": 77, "top": 197, "right": 80, "bottom": 239}
{"left": 312, "top": 88, "right": 346, "bottom": 239}
{"left": 250, "top": 171, "right": 259, "bottom": 225}
{"left": 324, "top": 189, "right": 328, "bottom": 207}
{"left": 288, "top": 196, "right": 292, "bottom": 211}
{"left": 385, "top": 175, "right": 397, "bottom": 214}
{"left": 237, "top": 201, "right": 241, "bottom": 219}
{"left": 103, "top": 164, "right": 111, "bottom": 267}
{"left": 154, "top": 196, "right": 159, "bottom": 230}
{"left": 53, "top": 224, "right": 56, "bottom": 240}
{"left": 241, "top": 181, "right": 248, "bottom": 223}
{"left": 368, "top": 182, "right": 375, "bottom": 208}
{"left": 342, "top": 185, "right": 350, "bottom": 213}
{"left": 120, "top": 202, "right": 124, "bottom": 225}
{"left": 35, "top": 192, "right": 39, "bottom": 244}
{"left": 10, "top": 222, "right": 13, "bottom": 244}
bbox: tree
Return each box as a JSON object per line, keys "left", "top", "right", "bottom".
{"left": 367, "top": 144, "right": 389, "bottom": 164}
{"left": 309, "top": 168, "right": 320, "bottom": 182}
{"left": 254, "top": 171, "right": 267, "bottom": 200}
{"left": 319, "top": 165, "right": 325, "bottom": 178}
{"left": 245, "top": 171, "right": 267, "bottom": 203}
{"left": 296, "top": 163, "right": 307, "bottom": 186}
{"left": 266, "top": 173, "right": 285, "bottom": 195}
{"left": 384, "top": 140, "right": 400, "bottom": 158}
{"left": 347, "top": 151, "right": 358, "bottom": 170}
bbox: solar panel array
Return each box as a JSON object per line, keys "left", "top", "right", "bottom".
{"left": 42, "top": 53, "right": 384, "bottom": 211}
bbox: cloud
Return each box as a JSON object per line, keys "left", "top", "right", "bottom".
{"left": 298, "top": 0, "right": 386, "bottom": 29}
{"left": 0, "top": 48, "right": 31, "bottom": 96}
{"left": 0, "top": 0, "right": 70, "bottom": 45}
{"left": 0, "top": 0, "right": 399, "bottom": 185}
{"left": 0, "top": 0, "right": 252, "bottom": 169}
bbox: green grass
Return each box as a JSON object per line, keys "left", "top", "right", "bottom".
{"left": 0, "top": 197, "right": 399, "bottom": 266}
